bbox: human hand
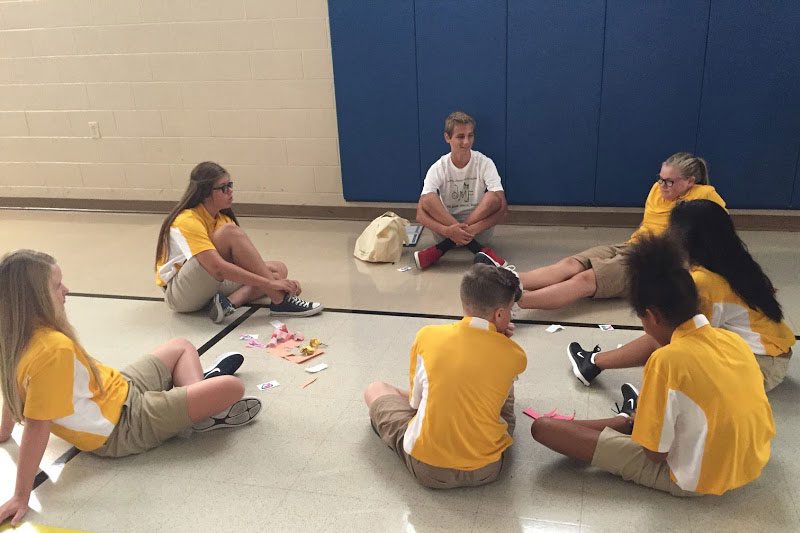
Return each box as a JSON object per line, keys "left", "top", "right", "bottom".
{"left": 446, "top": 223, "right": 474, "bottom": 246}
{"left": 269, "top": 279, "right": 301, "bottom": 296}
{"left": 0, "top": 495, "right": 29, "bottom": 526}
{"left": 502, "top": 322, "right": 516, "bottom": 338}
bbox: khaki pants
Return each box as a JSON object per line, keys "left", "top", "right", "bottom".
{"left": 591, "top": 428, "right": 698, "bottom": 497}
{"left": 164, "top": 257, "right": 241, "bottom": 312}
{"left": 571, "top": 243, "right": 629, "bottom": 299}
{"left": 368, "top": 391, "right": 515, "bottom": 489}
{"left": 93, "top": 355, "right": 191, "bottom": 458}
{"left": 756, "top": 350, "right": 792, "bottom": 392}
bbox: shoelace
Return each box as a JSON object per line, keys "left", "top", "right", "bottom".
{"left": 286, "top": 295, "right": 311, "bottom": 308}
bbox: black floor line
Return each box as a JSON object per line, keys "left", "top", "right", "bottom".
{"left": 30, "top": 303, "right": 259, "bottom": 491}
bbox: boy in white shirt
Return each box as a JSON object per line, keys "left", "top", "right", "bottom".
{"left": 414, "top": 111, "right": 508, "bottom": 270}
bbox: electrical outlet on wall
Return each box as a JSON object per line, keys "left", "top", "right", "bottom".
{"left": 88, "top": 121, "right": 101, "bottom": 139}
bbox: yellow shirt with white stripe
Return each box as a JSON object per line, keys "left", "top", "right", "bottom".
{"left": 629, "top": 183, "right": 726, "bottom": 242}
{"left": 632, "top": 315, "right": 774, "bottom": 495}
{"left": 155, "top": 204, "right": 234, "bottom": 287}
{"left": 403, "top": 317, "right": 527, "bottom": 470}
{"left": 691, "top": 266, "right": 795, "bottom": 356}
{"left": 17, "top": 328, "right": 129, "bottom": 451}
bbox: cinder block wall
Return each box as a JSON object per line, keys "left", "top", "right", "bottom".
{"left": 0, "top": 0, "right": 344, "bottom": 205}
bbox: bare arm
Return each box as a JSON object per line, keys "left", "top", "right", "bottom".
{"left": 194, "top": 250, "right": 298, "bottom": 295}
{"left": 0, "top": 405, "right": 13, "bottom": 442}
{"left": 0, "top": 419, "right": 51, "bottom": 526}
{"left": 464, "top": 191, "right": 508, "bottom": 234}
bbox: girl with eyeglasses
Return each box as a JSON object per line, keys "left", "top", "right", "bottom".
{"left": 510, "top": 152, "right": 725, "bottom": 311}
{"left": 155, "top": 161, "right": 323, "bottom": 323}
{"left": 568, "top": 199, "right": 794, "bottom": 392}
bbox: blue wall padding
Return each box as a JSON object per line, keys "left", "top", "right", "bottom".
{"left": 330, "top": 1, "right": 800, "bottom": 209}
{"left": 414, "top": 0, "right": 507, "bottom": 181}
{"left": 328, "top": 1, "right": 421, "bottom": 201}
{"left": 696, "top": 1, "right": 800, "bottom": 208}
{"left": 506, "top": 0, "right": 605, "bottom": 205}
{"left": 594, "top": 0, "right": 710, "bottom": 207}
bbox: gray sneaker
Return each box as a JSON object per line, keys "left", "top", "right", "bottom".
{"left": 208, "top": 292, "right": 235, "bottom": 324}
{"left": 192, "top": 397, "right": 262, "bottom": 432}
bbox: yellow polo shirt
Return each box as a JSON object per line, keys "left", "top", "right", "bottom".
{"left": 692, "top": 266, "right": 795, "bottom": 356}
{"left": 629, "top": 183, "right": 726, "bottom": 242}
{"left": 155, "top": 204, "right": 234, "bottom": 287}
{"left": 17, "top": 328, "right": 129, "bottom": 451}
{"left": 632, "top": 315, "right": 774, "bottom": 495}
{"left": 402, "top": 317, "right": 527, "bottom": 470}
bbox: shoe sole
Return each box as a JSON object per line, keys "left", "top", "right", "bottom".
{"left": 208, "top": 297, "right": 225, "bottom": 324}
{"left": 270, "top": 303, "right": 325, "bottom": 318}
{"left": 193, "top": 398, "right": 262, "bottom": 432}
{"left": 202, "top": 351, "right": 244, "bottom": 375}
{"left": 567, "top": 345, "right": 591, "bottom": 387}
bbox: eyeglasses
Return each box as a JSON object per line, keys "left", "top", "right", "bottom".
{"left": 656, "top": 176, "right": 685, "bottom": 188}
{"left": 212, "top": 181, "right": 234, "bottom": 193}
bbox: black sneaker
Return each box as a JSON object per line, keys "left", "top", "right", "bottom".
{"left": 202, "top": 352, "right": 244, "bottom": 380}
{"left": 192, "top": 397, "right": 262, "bottom": 432}
{"left": 567, "top": 342, "right": 602, "bottom": 386}
{"left": 269, "top": 295, "right": 323, "bottom": 317}
{"left": 208, "top": 292, "right": 235, "bottom": 324}
{"left": 614, "top": 383, "right": 639, "bottom": 418}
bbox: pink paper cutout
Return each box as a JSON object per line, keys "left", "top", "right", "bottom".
{"left": 523, "top": 408, "right": 541, "bottom": 419}
{"left": 523, "top": 407, "right": 575, "bottom": 421}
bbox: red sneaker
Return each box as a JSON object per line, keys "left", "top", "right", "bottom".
{"left": 478, "top": 247, "right": 508, "bottom": 267}
{"left": 414, "top": 245, "right": 444, "bottom": 269}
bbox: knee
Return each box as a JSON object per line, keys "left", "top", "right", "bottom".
{"left": 213, "top": 222, "right": 244, "bottom": 243}
{"left": 267, "top": 261, "right": 288, "bottom": 278}
{"left": 221, "top": 376, "right": 245, "bottom": 400}
{"left": 530, "top": 417, "right": 554, "bottom": 442}
{"left": 170, "top": 337, "right": 195, "bottom": 352}
{"left": 363, "top": 381, "right": 388, "bottom": 405}
{"left": 575, "top": 269, "right": 598, "bottom": 293}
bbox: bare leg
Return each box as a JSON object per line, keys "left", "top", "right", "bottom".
{"left": 227, "top": 260, "right": 288, "bottom": 307}
{"left": 594, "top": 334, "right": 661, "bottom": 370}
{"left": 463, "top": 192, "right": 506, "bottom": 236}
{"left": 363, "top": 381, "right": 409, "bottom": 408}
{"left": 150, "top": 338, "right": 246, "bottom": 422}
{"left": 530, "top": 416, "right": 631, "bottom": 463}
{"left": 212, "top": 224, "right": 288, "bottom": 304}
{"left": 518, "top": 257, "right": 586, "bottom": 291}
{"left": 518, "top": 268, "right": 597, "bottom": 309}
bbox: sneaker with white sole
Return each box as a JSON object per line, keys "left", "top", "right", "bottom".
{"left": 567, "top": 342, "right": 602, "bottom": 386}
{"left": 192, "top": 397, "right": 262, "bottom": 432}
{"left": 269, "top": 295, "right": 323, "bottom": 317}
{"left": 202, "top": 352, "right": 244, "bottom": 380}
{"left": 614, "top": 383, "right": 639, "bottom": 418}
{"left": 208, "top": 292, "right": 235, "bottom": 324}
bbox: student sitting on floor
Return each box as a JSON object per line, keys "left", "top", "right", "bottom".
{"left": 569, "top": 199, "right": 795, "bottom": 392}
{"left": 509, "top": 152, "right": 725, "bottom": 310}
{"left": 0, "top": 250, "right": 261, "bottom": 526}
{"left": 413, "top": 111, "right": 509, "bottom": 270}
{"left": 155, "top": 161, "right": 323, "bottom": 323}
{"left": 363, "top": 263, "right": 526, "bottom": 488}
{"left": 532, "top": 235, "right": 775, "bottom": 497}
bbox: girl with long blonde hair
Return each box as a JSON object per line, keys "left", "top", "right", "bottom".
{"left": 0, "top": 250, "right": 261, "bottom": 526}
{"left": 155, "top": 161, "right": 323, "bottom": 323}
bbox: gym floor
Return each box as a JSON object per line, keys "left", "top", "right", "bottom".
{"left": 1, "top": 209, "right": 799, "bottom": 532}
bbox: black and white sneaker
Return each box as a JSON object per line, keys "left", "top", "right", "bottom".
{"left": 208, "top": 292, "right": 235, "bottom": 324}
{"left": 269, "top": 295, "right": 323, "bottom": 317}
{"left": 614, "top": 383, "right": 639, "bottom": 418}
{"left": 567, "top": 342, "right": 602, "bottom": 386}
{"left": 192, "top": 397, "right": 262, "bottom": 432}
{"left": 202, "top": 352, "right": 244, "bottom": 380}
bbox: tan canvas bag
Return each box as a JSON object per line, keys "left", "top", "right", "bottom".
{"left": 353, "top": 211, "right": 409, "bottom": 263}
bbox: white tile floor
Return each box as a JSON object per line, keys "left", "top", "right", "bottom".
{"left": 1, "top": 210, "right": 799, "bottom": 532}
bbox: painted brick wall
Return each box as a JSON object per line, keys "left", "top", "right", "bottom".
{"left": 0, "top": 0, "right": 344, "bottom": 205}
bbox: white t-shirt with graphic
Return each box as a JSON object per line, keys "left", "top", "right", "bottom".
{"left": 420, "top": 150, "right": 504, "bottom": 217}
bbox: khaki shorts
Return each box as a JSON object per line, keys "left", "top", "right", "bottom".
{"left": 756, "top": 350, "right": 792, "bottom": 392}
{"left": 571, "top": 243, "right": 629, "bottom": 299}
{"left": 164, "top": 257, "right": 242, "bottom": 313}
{"left": 591, "top": 428, "right": 698, "bottom": 497}
{"left": 93, "top": 355, "right": 191, "bottom": 458}
{"left": 368, "top": 392, "right": 514, "bottom": 489}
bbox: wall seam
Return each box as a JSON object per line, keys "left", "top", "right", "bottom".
{"left": 693, "top": 0, "right": 712, "bottom": 153}
{"left": 591, "top": 0, "right": 609, "bottom": 206}
{"left": 413, "top": 0, "right": 422, "bottom": 191}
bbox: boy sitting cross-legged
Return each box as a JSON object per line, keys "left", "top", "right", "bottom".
{"left": 530, "top": 235, "right": 775, "bottom": 496}
{"left": 363, "top": 263, "right": 526, "bottom": 488}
